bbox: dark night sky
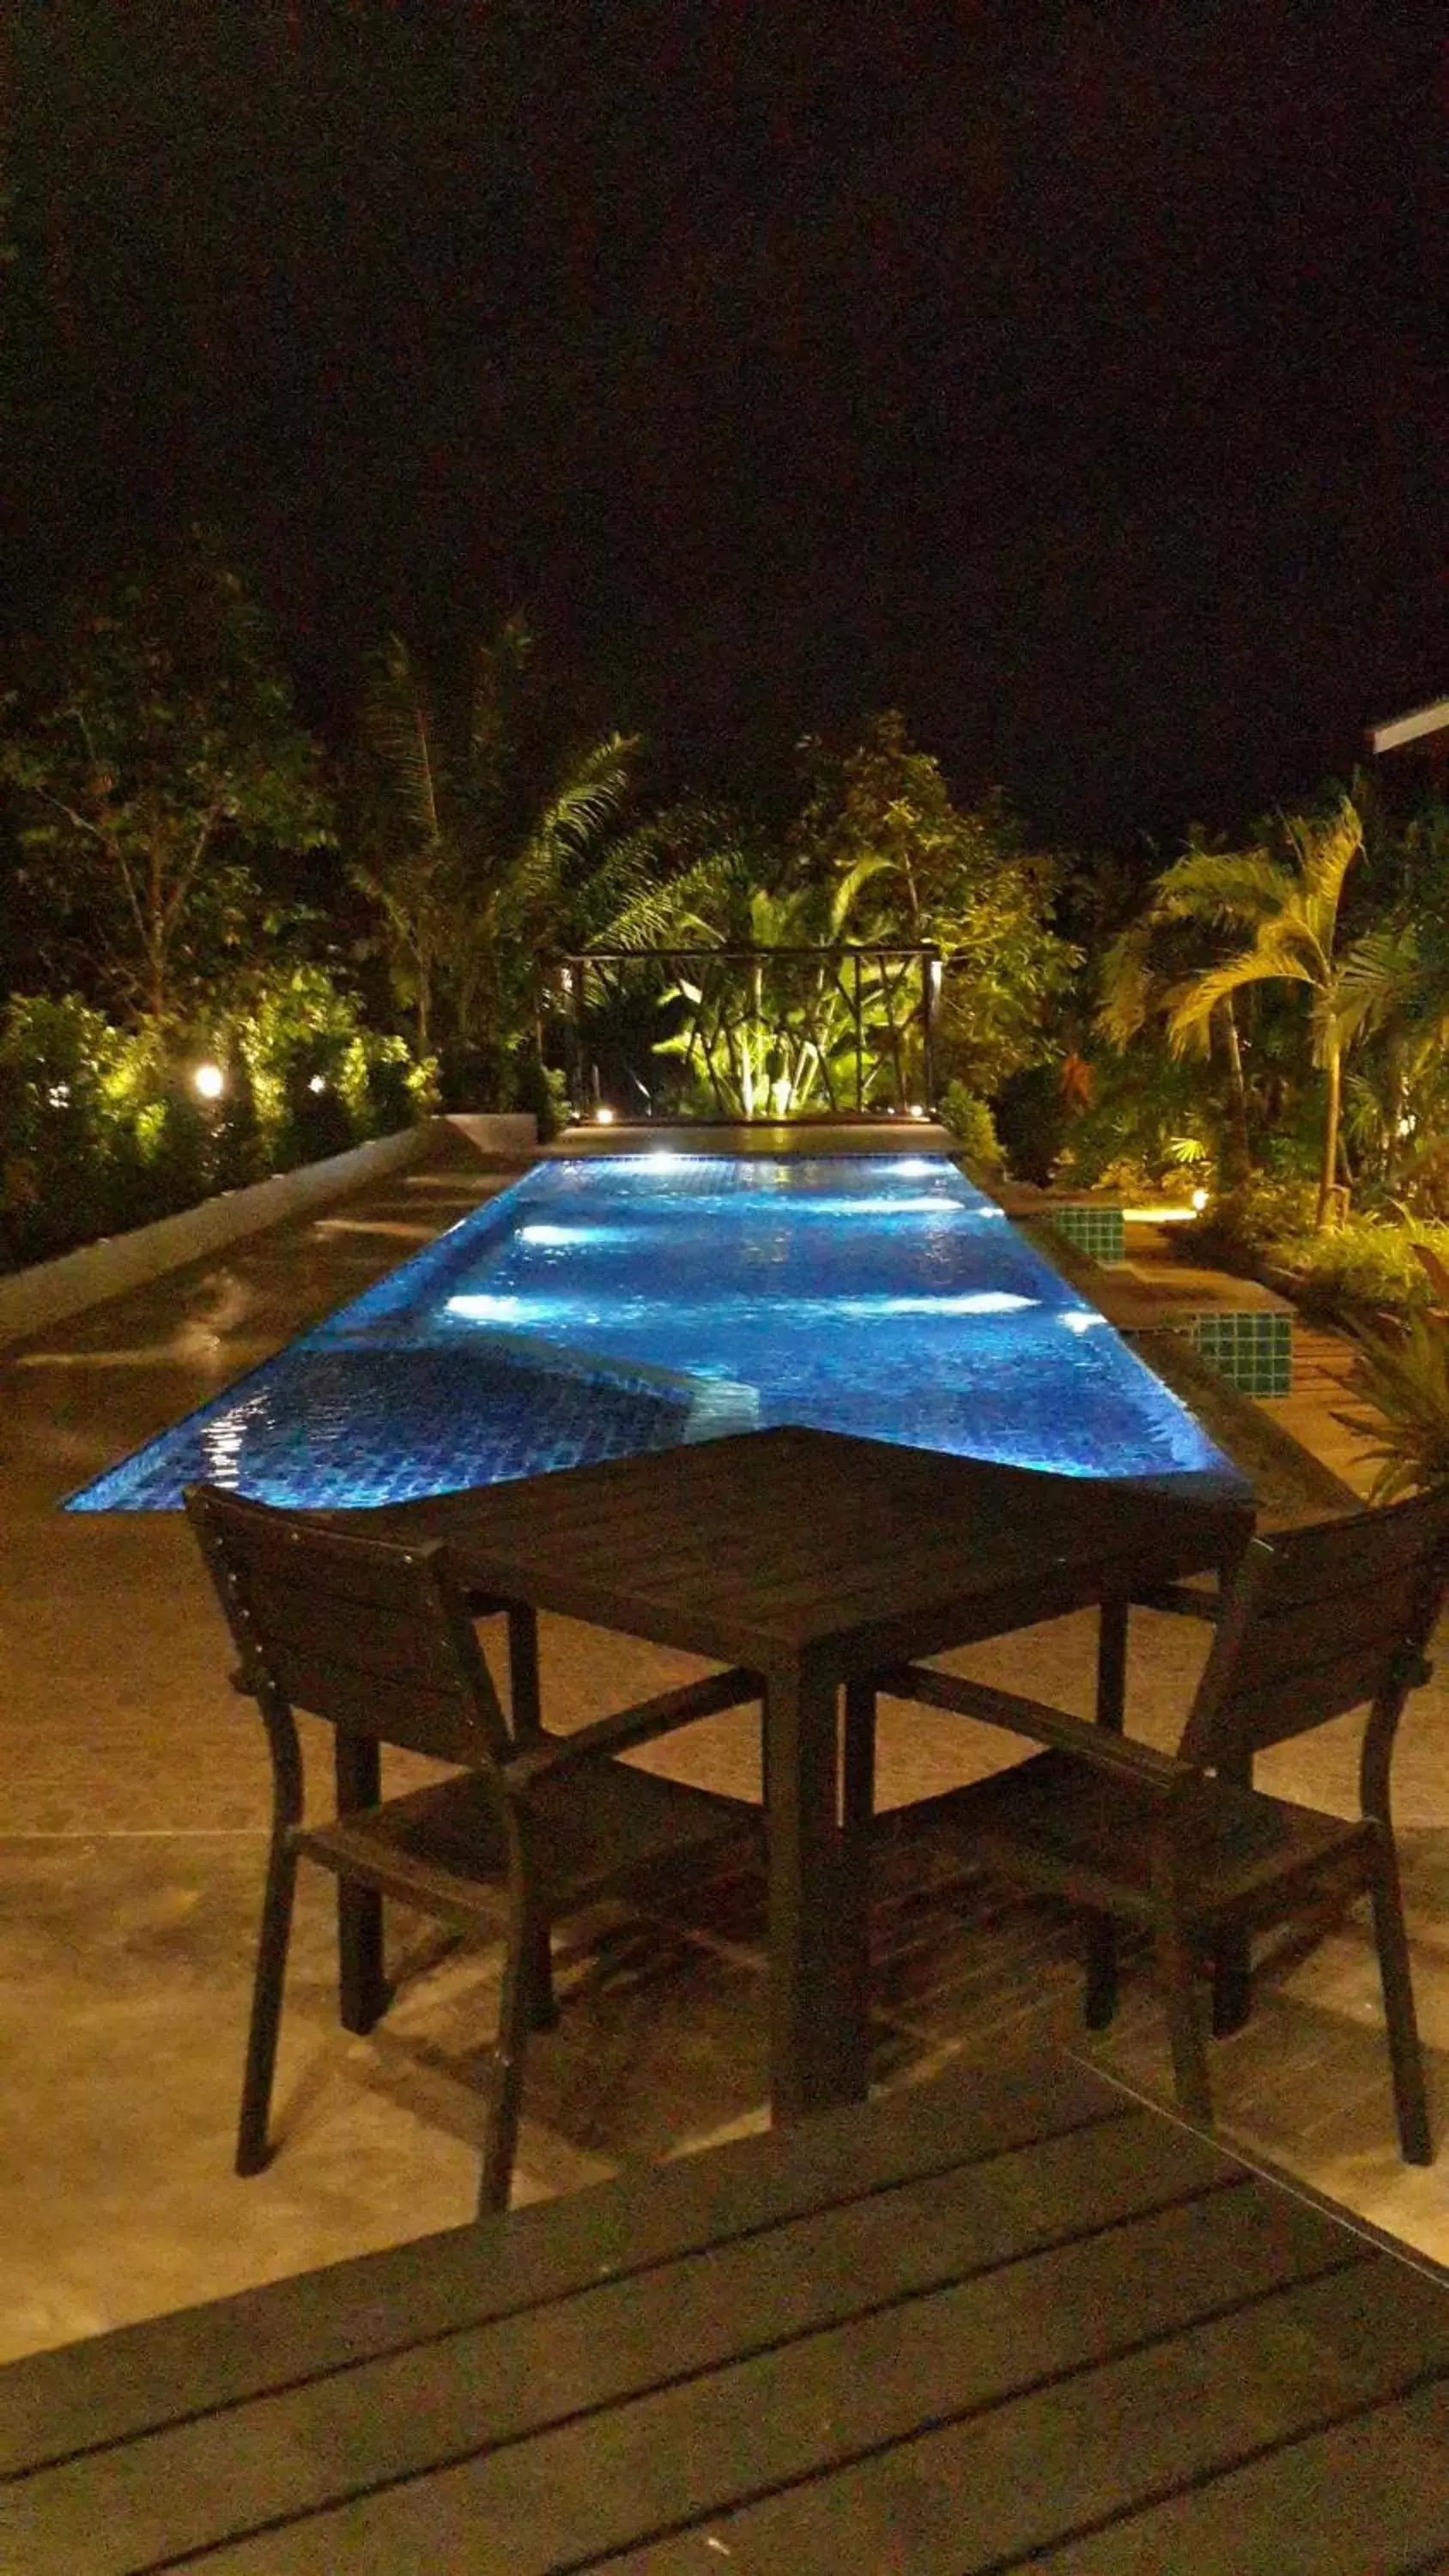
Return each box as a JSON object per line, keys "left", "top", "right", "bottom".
{"left": 3, "top": 0, "right": 1445, "bottom": 848}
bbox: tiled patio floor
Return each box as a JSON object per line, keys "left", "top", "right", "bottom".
{"left": 3, "top": 1131, "right": 1448, "bottom": 2365}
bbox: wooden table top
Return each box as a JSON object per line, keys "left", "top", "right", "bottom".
{"left": 361, "top": 1425, "right": 1253, "bottom": 1670}
{"left": 6, "top": 2052, "right": 1449, "bottom": 2573}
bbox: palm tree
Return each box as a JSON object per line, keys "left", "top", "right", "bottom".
{"left": 355, "top": 623, "right": 638, "bottom": 1090}
{"left": 1104, "top": 795, "right": 1367, "bottom": 1229}
{"left": 1333, "top": 912, "right": 1449, "bottom": 1201}
{"left": 1097, "top": 848, "right": 1254, "bottom": 1184}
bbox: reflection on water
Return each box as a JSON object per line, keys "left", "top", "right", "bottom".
{"left": 66, "top": 1153, "right": 1244, "bottom": 1510}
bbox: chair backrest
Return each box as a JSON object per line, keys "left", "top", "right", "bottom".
{"left": 1180, "top": 1484, "right": 1449, "bottom": 1776}
{"left": 185, "top": 1484, "right": 512, "bottom": 1768}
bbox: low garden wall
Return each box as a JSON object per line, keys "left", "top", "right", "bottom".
{"left": 0, "top": 1112, "right": 536, "bottom": 1351}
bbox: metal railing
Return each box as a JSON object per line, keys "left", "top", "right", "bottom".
{"left": 538, "top": 946, "right": 942, "bottom": 1121}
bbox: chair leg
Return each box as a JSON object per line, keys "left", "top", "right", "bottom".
{"left": 506, "top": 1606, "right": 543, "bottom": 1742}
{"left": 1368, "top": 1842, "right": 1434, "bottom": 2165}
{"left": 1211, "top": 1935, "right": 1253, "bottom": 2037}
{"left": 237, "top": 1836, "right": 299, "bottom": 2177}
{"left": 479, "top": 1905, "right": 543, "bottom": 2216}
{"left": 1156, "top": 1909, "right": 1214, "bottom": 2126}
{"left": 1083, "top": 1914, "right": 1119, "bottom": 2029}
{"left": 335, "top": 1731, "right": 389, "bottom": 2034}
{"left": 337, "top": 1883, "right": 389, "bottom": 2035}
{"left": 527, "top": 1913, "right": 558, "bottom": 2032}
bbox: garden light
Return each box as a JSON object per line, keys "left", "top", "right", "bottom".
{"left": 1191, "top": 1186, "right": 1210, "bottom": 1212}
{"left": 308, "top": 1074, "right": 327, "bottom": 1094}
{"left": 594, "top": 1104, "right": 615, "bottom": 1125}
{"left": 193, "top": 1062, "right": 225, "bottom": 1102}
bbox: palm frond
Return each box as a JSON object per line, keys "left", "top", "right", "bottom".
{"left": 599, "top": 841, "right": 755, "bottom": 950}
{"left": 533, "top": 732, "right": 639, "bottom": 866}
{"left": 826, "top": 852, "right": 892, "bottom": 941}
{"left": 1163, "top": 933, "right": 1313, "bottom": 1051}
{"left": 1143, "top": 845, "right": 1294, "bottom": 927}
{"left": 1285, "top": 792, "right": 1363, "bottom": 940}
{"left": 1094, "top": 921, "right": 1157, "bottom": 1044}
{"left": 1332, "top": 921, "right": 1422, "bottom": 1047}
{"left": 363, "top": 635, "right": 443, "bottom": 841}
{"left": 468, "top": 614, "right": 534, "bottom": 784}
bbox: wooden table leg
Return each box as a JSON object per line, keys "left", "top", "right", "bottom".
{"left": 335, "top": 1730, "right": 387, "bottom": 2034}
{"left": 1095, "top": 1594, "right": 1128, "bottom": 1732}
{"left": 765, "top": 1662, "right": 865, "bottom": 2120}
{"left": 506, "top": 1604, "right": 543, "bottom": 1741}
{"left": 1090, "top": 1595, "right": 1129, "bottom": 2020}
{"left": 841, "top": 1675, "right": 877, "bottom": 2080}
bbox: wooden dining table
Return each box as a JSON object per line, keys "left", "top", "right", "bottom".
{"left": 360, "top": 1425, "right": 1253, "bottom": 2122}
{"left": 6, "top": 2050, "right": 1449, "bottom": 2573}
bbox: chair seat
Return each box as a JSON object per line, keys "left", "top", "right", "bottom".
{"left": 300, "top": 1759, "right": 760, "bottom": 1928}
{"left": 914, "top": 1751, "right": 1368, "bottom": 1925}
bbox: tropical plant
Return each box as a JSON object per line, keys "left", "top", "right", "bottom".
{"left": 354, "top": 620, "right": 638, "bottom": 1097}
{"left": 791, "top": 713, "right": 1078, "bottom": 1097}
{"left": 1052, "top": 1040, "right": 1216, "bottom": 1196}
{"left": 589, "top": 801, "right": 907, "bottom": 1114}
{"left": 1103, "top": 794, "right": 1371, "bottom": 1230}
{"left": 655, "top": 891, "right": 903, "bottom": 1118}
{"left": 1336, "top": 1311, "right": 1449, "bottom": 1501}
{"left": 1097, "top": 831, "right": 1257, "bottom": 1182}
{"left": 1278, "top": 1219, "right": 1449, "bottom": 1321}
{"left": 1, "top": 538, "right": 334, "bottom": 1028}
{"left": 0, "top": 965, "right": 433, "bottom": 1273}
{"left": 1331, "top": 892, "right": 1449, "bottom": 1206}
{"left": 939, "top": 1082, "right": 1003, "bottom": 1181}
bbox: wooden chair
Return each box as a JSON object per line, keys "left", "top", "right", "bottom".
{"left": 878, "top": 1485, "right": 1449, "bottom": 2159}
{"left": 185, "top": 1483, "right": 763, "bottom": 2214}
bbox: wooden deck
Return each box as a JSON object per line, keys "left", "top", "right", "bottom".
{"left": 6, "top": 2051, "right": 1449, "bottom": 2570}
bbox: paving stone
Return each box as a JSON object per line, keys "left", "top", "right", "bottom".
{"left": 3, "top": 1131, "right": 1448, "bottom": 2364}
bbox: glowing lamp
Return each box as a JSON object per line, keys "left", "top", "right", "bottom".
{"left": 594, "top": 1104, "right": 616, "bottom": 1126}
{"left": 193, "top": 1062, "right": 225, "bottom": 1102}
{"left": 1191, "top": 1186, "right": 1210, "bottom": 1212}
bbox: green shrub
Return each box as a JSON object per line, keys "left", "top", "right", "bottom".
{"left": 993, "top": 1063, "right": 1070, "bottom": 1184}
{"left": 0, "top": 995, "right": 141, "bottom": 1266}
{"left": 512, "top": 1052, "right": 572, "bottom": 1143}
{"left": 231, "top": 966, "right": 433, "bottom": 1165}
{"left": 0, "top": 973, "right": 433, "bottom": 1273}
{"left": 939, "top": 1082, "right": 1003, "bottom": 1182}
{"left": 1182, "top": 1173, "right": 1319, "bottom": 1273}
{"left": 1181, "top": 1165, "right": 1449, "bottom": 1324}
{"left": 1277, "top": 1219, "right": 1449, "bottom": 1321}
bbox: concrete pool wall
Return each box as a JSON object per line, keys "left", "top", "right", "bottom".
{"left": 0, "top": 1112, "right": 537, "bottom": 1352}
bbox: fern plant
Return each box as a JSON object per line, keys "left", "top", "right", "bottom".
{"left": 1336, "top": 1309, "right": 1449, "bottom": 1502}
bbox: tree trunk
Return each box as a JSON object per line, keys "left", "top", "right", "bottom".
{"left": 1316, "top": 1040, "right": 1343, "bottom": 1230}
{"left": 1216, "top": 999, "right": 1252, "bottom": 1183}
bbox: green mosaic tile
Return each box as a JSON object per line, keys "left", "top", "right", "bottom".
{"left": 1046, "top": 1205, "right": 1125, "bottom": 1261}
{"left": 1189, "top": 1310, "right": 1292, "bottom": 1396}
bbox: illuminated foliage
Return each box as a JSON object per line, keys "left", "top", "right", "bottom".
{"left": 2, "top": 538, "right": 333, "bottom": 1027}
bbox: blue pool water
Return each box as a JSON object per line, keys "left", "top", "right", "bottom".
{"left": 66, "top": 1154, "right": 1245, "bottom": 1510}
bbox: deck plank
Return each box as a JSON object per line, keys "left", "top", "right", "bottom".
{"left": 22, "top": 2182, "right": 1361, "bottom": 2575}
{"left": 0, "top": 2058, "right": 1126, "bottom": 2474}
{"left": 588, "top": 2259, "right": 1449, "bottom": 2574}
{"left": 1022, "top": 2379, "right": 1449, "bottom": 2576}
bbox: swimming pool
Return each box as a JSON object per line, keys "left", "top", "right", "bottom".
{"left": 65, "top": 1154, "right": 1246, "bottom": 1510}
